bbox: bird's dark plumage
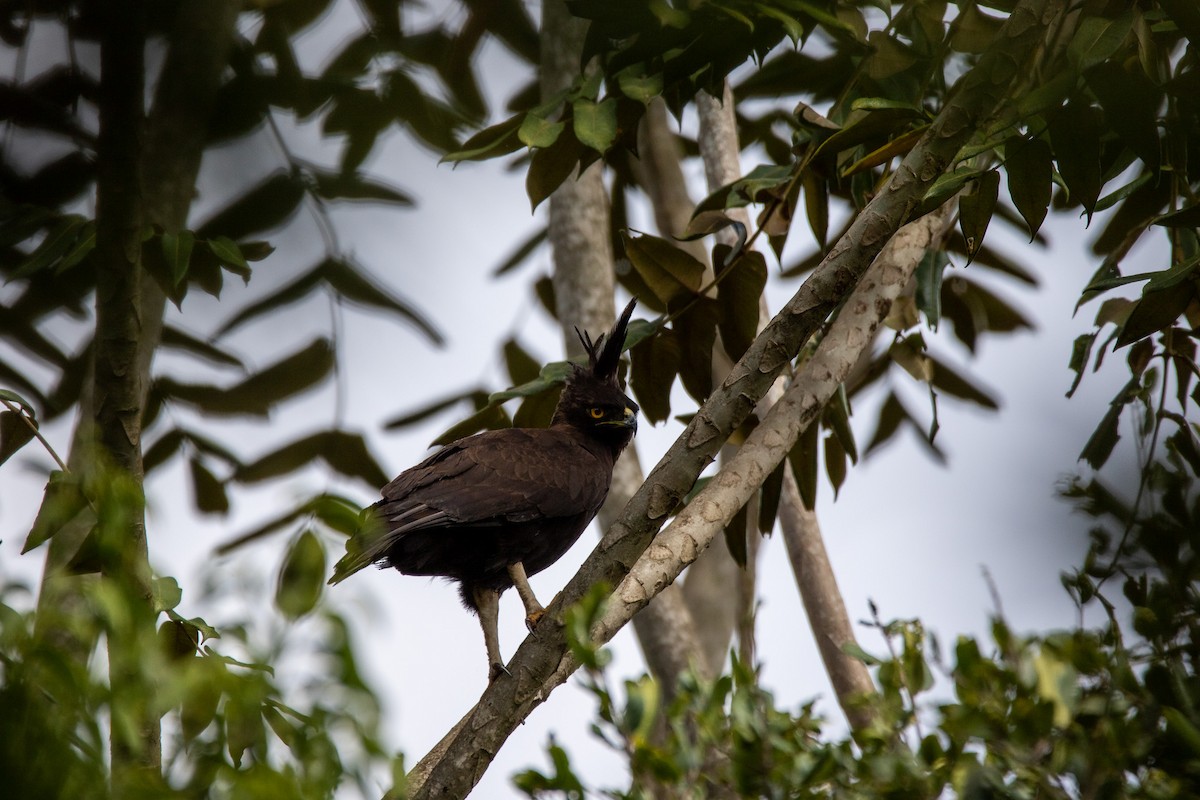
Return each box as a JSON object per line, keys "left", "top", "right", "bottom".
{"left": 331, "top": 300, "right": 639, "bottom": 679}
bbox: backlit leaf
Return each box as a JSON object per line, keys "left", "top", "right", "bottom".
{"left": 572, "top": 97, "right": 619, "bottom": 153}
{"left": 0, "top": 409, "right": 35, "bottom": 466}
{"left": 673, "top": 297, "right": 719, "bottom": 402}
{"left": 276, "top": 530, "right": 326, "bottom": 620}
{"left": 715, "top": 246, "right": 767, "bottom": 361}
{"left": 958, "top": 171, "right": 999, "bottom": 262}
{"left": 623, "top": 232, "right": 706, "bottom": 305}
{"left": 915, "top": 250, "right": 950, "bottom": 330}
{"left": 630, "top": 328, "right": 680, "bottom": 424}
{"left": 1048, "top": 100, "right": 1103, "bottom": 219}
{"left": 519, "top": 112, "right": 565, "bottom": 149}
{"left": 1005, "top": 136, "right": 1052, "bottom": 239}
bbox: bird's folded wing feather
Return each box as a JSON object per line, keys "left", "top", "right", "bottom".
{"left": 329, "top": 428, "right": 609, "bottom": 583}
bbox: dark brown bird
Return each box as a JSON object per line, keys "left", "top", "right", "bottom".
{"left": 330, "top": 300, "right": 639, "bottom": 679}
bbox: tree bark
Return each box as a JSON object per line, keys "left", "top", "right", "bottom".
{"left": 93, "top": 0, "right": 156, "bottom": 780}
{"left": 406, "top": 2, "right": 1061, "bottom": 794}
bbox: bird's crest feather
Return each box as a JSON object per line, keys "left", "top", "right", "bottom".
{"left": 575, "top": 298, "right": 636, "bottom": 385}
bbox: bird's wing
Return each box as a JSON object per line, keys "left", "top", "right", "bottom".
{"left": 328, "top": 429, "right": 609, "bottom": 584}
{"left": 383, "top": 427, "right": 609, "bottom": 526}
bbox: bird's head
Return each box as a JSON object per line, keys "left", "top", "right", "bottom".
{"left": 553, "top": 299, "right": 639, "bottom": 452}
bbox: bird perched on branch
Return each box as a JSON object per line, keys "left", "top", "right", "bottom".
{"left": 331, "top": 300, "right": 639, "bottom": 680}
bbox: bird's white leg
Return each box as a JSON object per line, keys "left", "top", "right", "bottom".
{"left": 472, "top": 585, "right": 507, "bottom": 681}
{"left": 506, "top": 561, "right": 545, "bottom": 632}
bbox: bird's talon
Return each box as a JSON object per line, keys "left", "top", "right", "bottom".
{"left": 488, "top": 662, "right": 511, "bottom": 682}
{"left": 525, "top": 609, "right": 545, "bottom": 632}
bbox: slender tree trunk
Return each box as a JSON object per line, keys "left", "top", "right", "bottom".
{"left": 93, "top": 0, "right": 158, "bottom": 781}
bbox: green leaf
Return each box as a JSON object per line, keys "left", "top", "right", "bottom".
{"left": 1066, "top": 332, "right": 1097, "bottom": 399}
{"left": 572, "top": 96, "right": 619, "bottom": 153}
{"left": 1067, "top": 10, "right": 1135, "bottom": 72}
{"left": 824, "top": 433, "right": 847, "bottom": 499}
{"left": 152, "top": 576, "right": 183, "bottom": 614}
{"left": 518, "top": 112, "right": 565, "bottom": 148}
{"left": 161, "top": 230, "right": 195, "bottom": 287}
{"left": 440, "top": 114, "right": 524, "bottom": 163}
{"left": 12, "top": 215, "right": 88, "bottom": 278}
{"left": 207, "top": 235, "right": 251, "bottom": 278}
{"left": 958, "top": 171, "right": 999, "bottom": 262}
{"left": 23, "top": 470, "right": 93, "bottom": 554}
{"left": 1005, "top": 136, "right": 1052, "bottom": 239}
{"left": 1116, "top": 285, "right": 1192, "bottom": 347}
{"left": 714, "top": 246, "right": 767, "bottom": 361}
{"left": 622, "top": 232, "right": 706, "bottom": 305}
{"left": 615, "top": 64, "right": 663, "bottom": 103}
{"left": 915, "top": 250, "right": 950, "bottom": 329}
{"left": 0, "top": 409, "right": 36, "bottom": 467}
{"left": 275, "top": 530, "right": 326, "bottom": 620}
{"left": 526, "top": 122, "right": 586, "bottom": 211}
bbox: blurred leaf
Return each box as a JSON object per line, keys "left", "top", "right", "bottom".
{"left": 928, "top": 355, "right": 999, "bottom": 410}
{"left": 158, "top": 339, "right": 334, "bottom": 417}
{"left": 1080, "top": 379, "right": 1137, "bottom": 469}
{"left": 189, "top": 457, "right": 229, "bottom": 515}
{"left": 196, "top": 173, "right": 306, "bottom": 241}
{"left": 23, "top": 470, "right": 92, "bottom": 554}
{"left": 492, "top": 227, "right": 547, "bottom": 276}
{"left": 152, "top": 576, "right": 183, "bottom": 614}
{"left": 236, "top": 430, "right": 389, "bottom": 488}
{"left": 503, "top": 338, "right": 542, "bottom": 385}
{"left": 1005, "top": 136, "right": 1053, "bottom": 239}
{"left": 276, "top": 530, "right": 326, "bottom": 620}
{"left": 11, "top": 215, "right": 88, "bottom": 278}
{"left": 715, "top": 246, "right": 767, "bottom": 361}
{"left": 383, "top": 388, "right": 491, "bottom": 430}
{"left": 159, "top": 325, "right": 244, "bottom": 369}
{"left": 310, "top": 168, "right": 414, "bottom": 205}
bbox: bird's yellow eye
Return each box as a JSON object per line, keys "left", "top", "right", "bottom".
{"left": 588, "top": 407, "right": 605, "bottom": 419}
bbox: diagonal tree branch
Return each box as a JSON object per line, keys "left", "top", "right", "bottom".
{"left": 406, "top": 2, "right": 1062, "bottom": 794}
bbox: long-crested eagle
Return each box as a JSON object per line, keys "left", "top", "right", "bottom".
{"left": 331, "top": 300, "right": 639, "bottom": 679}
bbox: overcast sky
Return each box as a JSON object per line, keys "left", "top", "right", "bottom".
{"left": 0, "top": 3, "right": 1149, "bottom": 796}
